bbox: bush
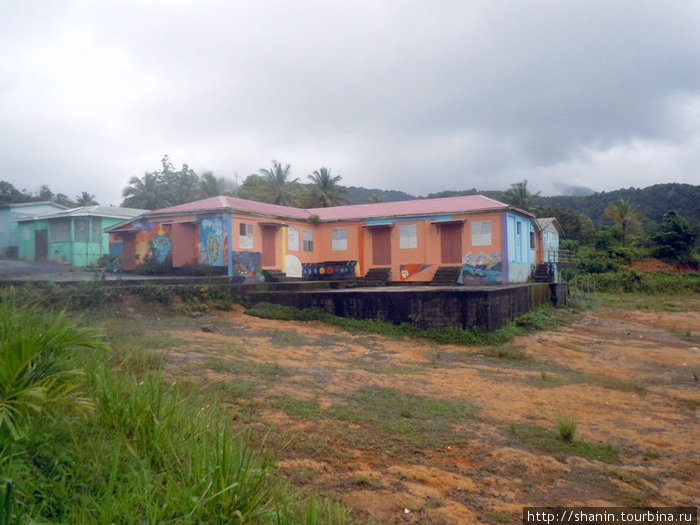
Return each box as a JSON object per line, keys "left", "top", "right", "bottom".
{"left": 95, "top": 254, "right": 122, "bottom": 271}
{"left": 179, "top": 262, "right": 225, "bottom": 276}
{"left": 557, "top": 416, "right": 577, "bottom": 443}
{"left": 135, "top": 257, "right": 173, "bottom": 275}
{"left": 590, "top": 270, "right": 700, "bottom": 294}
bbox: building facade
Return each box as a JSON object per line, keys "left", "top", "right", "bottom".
{"left": 16, "top": 206, "right": 146, "bottom": 266}
{"left": 0, "top": 202, "right": 67, "bottom": 257}
{"left": 108, "top": 195, "right": 552, "bottom": 284}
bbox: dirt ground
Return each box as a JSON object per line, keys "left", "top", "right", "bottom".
{"left": 150, "top": 300, "right": 699, "bottom": 524}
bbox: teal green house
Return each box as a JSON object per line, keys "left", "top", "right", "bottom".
{"left": 16, "top": 206, "right": 146, "bottom": 266}
{"left": 0, "top": 202, "right": 67, "bottom": 257}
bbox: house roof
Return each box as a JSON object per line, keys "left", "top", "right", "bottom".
{"left": 309, "top": 194, "right": 511, "bottom": 221}
{"left": 146, "top": 196, "right": 311, "bottom": 220}
{"left": 141, "top": 194, "right": 517, "bottom": 222}
{"left": 15, "top": 205, "right": 147, "bottom": 222}
{"left": 106, "top": 194, "right": 534, "bottom": 234}
{"left": 536, "top": 217, "right": 564, "bottom": 234}
{"left": 0, "top": 201, "right": 68, "bottom": 211}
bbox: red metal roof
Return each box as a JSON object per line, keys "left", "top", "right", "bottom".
{"left": 310, "top": 194, "right": 508, "bottom": 221}
{"left": 135, "top": 194, "right": 514, "bottom": 223}
{"left": 146, "top": 196, "right": 311, "bottom": 220}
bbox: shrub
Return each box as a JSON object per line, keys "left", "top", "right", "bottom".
{"left": 0, "top": 292, "right": 109, "bottom": 441}
{"left": 557, "top": 416, "right": 577, "bottom": 443}
{"left": 135, "top": 257, "right": 173, "bottom": 275}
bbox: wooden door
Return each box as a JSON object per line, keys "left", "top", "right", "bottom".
{"left": 35, "top": 229, "right": 48, "bottom": 261}
{"left": 172, "top": 223, "right": 197, "bottom": 266}
{"left": 371, "top": 227, "right": 391, "bottom": 266}
{"left": 440, "top": 223, "right": 462, "bottom": 263}
{"left": 261, "top": 226, "right": 276, "bottom": 267}
{"left": 122, "top": 234, "right": 136, "bottom": 270}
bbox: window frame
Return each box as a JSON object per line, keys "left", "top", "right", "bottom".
{"left": 239, "top": 223, "right": 254, "bottom": 249}
{"left": 470, "top": 220, "right": 492, "bottom": 246}
{"left": 302, "top": 229, "right": 314, "bottom": 252}
{"left": 287, "top": 227, "right": 299, "bottom": 251}
{"left": 331, "top": 228, "right": 348, "bottom": 251}
{"left": 399, "top": 223, "right": 417, "bottom": 249}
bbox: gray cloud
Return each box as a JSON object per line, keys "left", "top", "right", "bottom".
{"left": 1, "top": 0, "right": 699, "bottom": 205}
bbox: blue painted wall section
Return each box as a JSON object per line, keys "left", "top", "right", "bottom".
{"left": 506, "top": 212, "right": 535, "bottom": 283}
{"left": 199, "top": 217, "right": 225, "bottom": 265}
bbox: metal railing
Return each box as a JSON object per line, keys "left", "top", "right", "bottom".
{"left": 546, "top": 249, "right": 575, "bottom": 263}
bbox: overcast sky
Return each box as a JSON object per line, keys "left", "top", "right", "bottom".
{"left": 2, "top": 1, "right": 699, "bottom": 206}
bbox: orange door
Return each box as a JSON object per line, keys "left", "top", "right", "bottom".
{"left": 440, "top": 223, "right": 462, "bottom": 263}
{"left": 261, "top": 226, "right": 276, "bottom": 267}
{"left": 372, "top": 227, "right": 391, "bottom": 265}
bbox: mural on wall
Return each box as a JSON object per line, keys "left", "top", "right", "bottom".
{"left": 233, "top": 251, "right": 264, "bottom": 282}
{"left": 149, "top": 225, "right": 173, "bottom": 262}
{"left": 462, "top": 252, "right": 502, "bottom": 283}
{"left": 399, "top": 263, "right": 431, "bottom": 281}
{"left": 131, "top": 221, "right": 173, "bottom": 265}
{"left": 302, "top": 260, "right": 357, "bottom": 278}
{"left": 199, "top": 218, "right": 227, "bottom": 266}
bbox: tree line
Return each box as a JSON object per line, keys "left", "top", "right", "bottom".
{"left": 120, "top": 156, "right": 350, "bottom": 210}
{"left": 0, "top": 181, "right": 97, "bottom": 207}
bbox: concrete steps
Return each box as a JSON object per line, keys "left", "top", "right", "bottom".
{"left": 429, "top": 266, "right": 462, "bottom": 286}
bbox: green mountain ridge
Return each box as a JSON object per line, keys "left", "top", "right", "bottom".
{"left": 345, "top": 183, "right": 699, "bottom": 224}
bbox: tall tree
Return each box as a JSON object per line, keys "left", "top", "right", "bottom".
{"left": 199, "top": 171, "right": 225, "bottom": 198}
{"left": 257, "top": 160, "right": 299, "bottom": 206}
{"left": 604, "top": 198, "right": 641, "bottom": 246}
{"left": 0, "top": 181, "right": 27, "bottom": 204}
{"left": 503, "top": 179, "right": 541, "bottom": 212}
{"left": 303, "top": 167, "right": 349, "bottom": 207}
{"left": 121, "top": 172, "right": 170, "bottom": 210}
{"left": 75, "top": 191, "right": 98, "bottom": 206}
{"left": 159, "top": 156, "right": 199, "bottom": 205}
{"left": 651, "top": 210, "right": 696, "bottom": 265}
{"left": 37, "top": 184, "right": 54, "bottom": 202}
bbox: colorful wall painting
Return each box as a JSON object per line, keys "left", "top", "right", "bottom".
{"left": 199, "top": 218, "right": 226, "bottom": 266}
{"left": 302, "top": 260, "right": 357, "bottom": 278}
{"left": 148, "top": 224, "right": 173, "bottom": 263}
{"left": 461, "top": 252, "right": 502, "bottom": 283}
{"left": 399, "top": 263, "right": 431, "bottom": 281}
{"left": 232, "top": 251, "right": 264, "bottom": 282}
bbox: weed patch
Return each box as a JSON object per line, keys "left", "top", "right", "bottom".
{"left": 508, "top": 422, "right": 620, "bottom": 463}
{"left": 325, "top": 386, "right": 477, "bottom": 454}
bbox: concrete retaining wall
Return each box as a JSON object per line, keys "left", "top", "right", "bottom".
{"left": 248, "top": 283, "right": 562, "bottom": 331}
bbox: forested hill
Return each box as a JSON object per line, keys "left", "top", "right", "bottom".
{"left": 347, "top": 183, "right": 699, "bottom": 224}
{"left": 536, "top": 183, "right": 699, "bottom": 223}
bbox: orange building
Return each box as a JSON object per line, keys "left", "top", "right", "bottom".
{"left": 107, "top": 194, "right": 547, "bottom": 284}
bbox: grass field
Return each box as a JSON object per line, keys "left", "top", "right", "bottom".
{"left": 2, "top": 291, "right": 699, "bottom": 523}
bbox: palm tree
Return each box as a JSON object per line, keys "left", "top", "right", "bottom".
{"left": 303, "top": 167, "right": 349, "bottom": 207}
{"left": 75, "top": 191, "right": 98, "bottom": 206}
{"left": 0, "top": 293, "right": 108, "bottom": 441}
{"left": 199, "top": 171, "right": 225, "bottom": 198}
{"left": 257, "top": 160, "right": 299, "bottom": 206}
{"left": 503, "top": 180, "right": 541, "bottom": 212}
{"left": 605, "top": 198, "right": 640, "bottom": 246}
{"left": 121, "top": 172, "right": 170, "bottom": 210}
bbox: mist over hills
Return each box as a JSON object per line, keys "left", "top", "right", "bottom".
{"left": 345, "top": 183, "right": 699, "bottom": 224}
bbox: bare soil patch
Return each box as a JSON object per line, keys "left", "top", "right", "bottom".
{"left": 148, "top": 301, "right": 699, "bottom": 524}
